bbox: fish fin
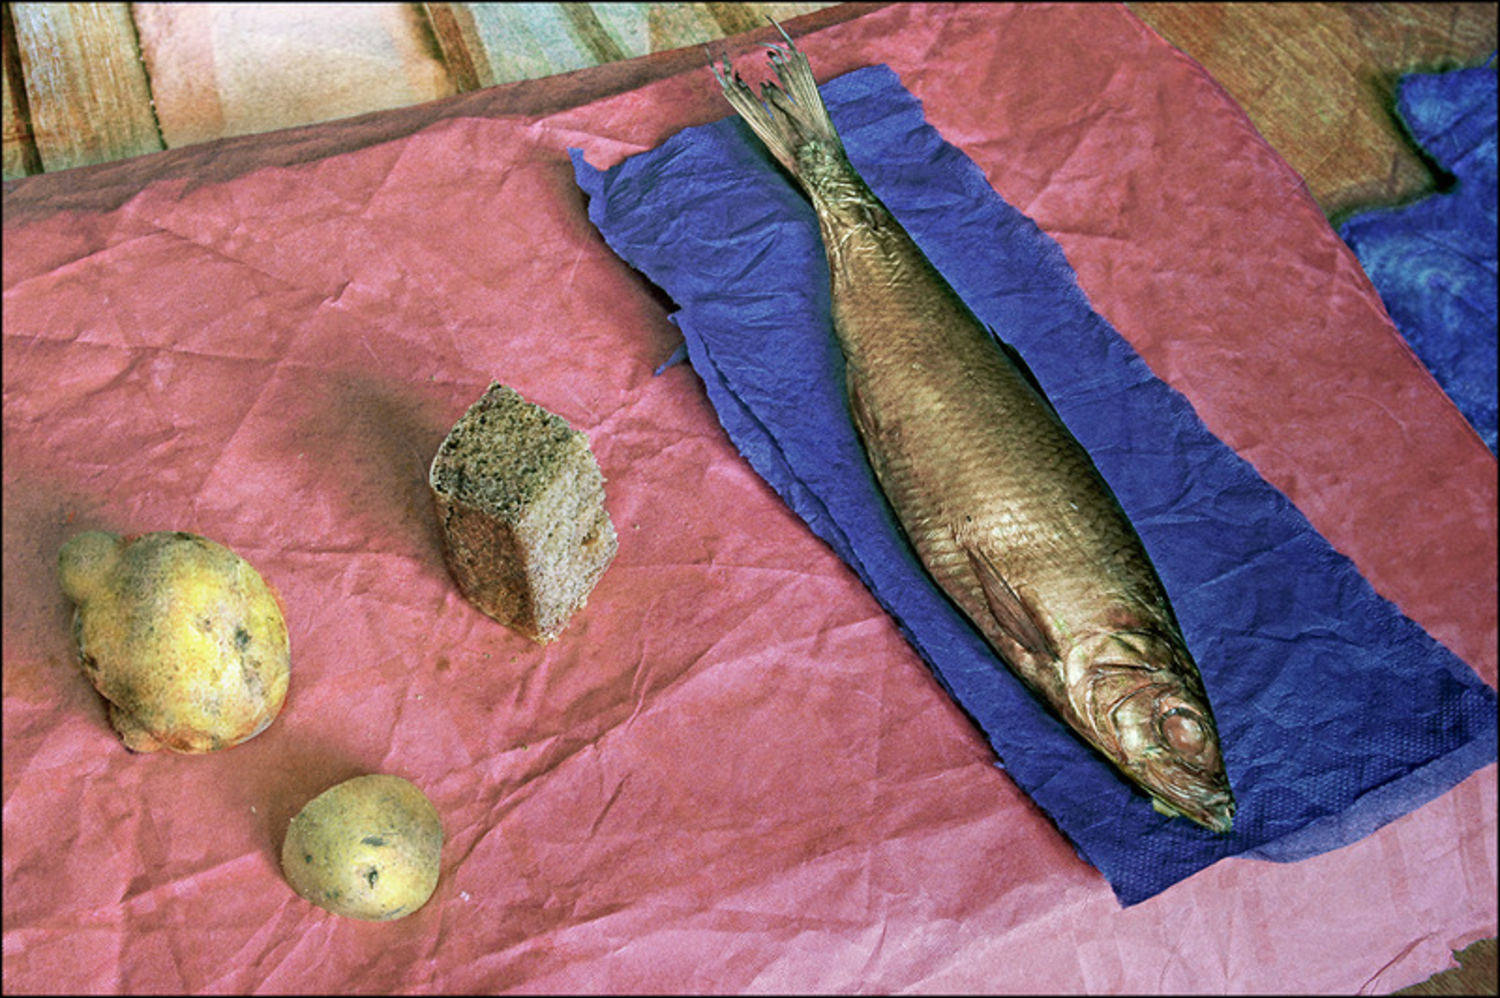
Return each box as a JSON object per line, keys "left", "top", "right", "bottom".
{"left": 960, "top": 539, "right": 1058, "bottom": 659}
{"left": 1152, "top": 797, "right": 1182, "bottom": 818}
{"left": 988, "top": 325, "right": 1060, "bottom": 419}
{"left": 712, "top": 24, "right": 845, "bottom": 180}
{"left": 847, "top": 375, "right": 877, "bottom": 442}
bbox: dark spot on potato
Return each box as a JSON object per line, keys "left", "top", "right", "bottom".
{"left": 234, "top": 627, "right": 251, "bottom": 650}
{"left": 366, "top": 867, "right": 380, "bottom": 888}
{"left": 304, "top": 853, "right": 314, "bottom": 865}
{"left": 240, "top": 659, "right": 264, "bottom": 700}
{"left": 362, "top": 835, "right": 387, "bottom": 847}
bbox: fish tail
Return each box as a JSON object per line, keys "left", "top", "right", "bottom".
{"left": 713, "top": 23, "right": 850, "bottom": 194}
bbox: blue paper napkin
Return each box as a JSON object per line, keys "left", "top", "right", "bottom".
{"left": 571, "top": 65, "right": 1498, "bottom": 905}
{"left": 1340, "top": 60, "right": 1498, "bottom": 453}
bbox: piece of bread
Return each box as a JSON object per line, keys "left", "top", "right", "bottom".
{"left": 429, "top": 383, "right": 618, "bottom": 642}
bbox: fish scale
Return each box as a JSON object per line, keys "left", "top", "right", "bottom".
{"left": 715, "top": 29, "right": 1235, "bottom": 832}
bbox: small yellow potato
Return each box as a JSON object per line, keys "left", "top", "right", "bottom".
{"left": 281, "top": 775, "right": 444, "bottom": 921}
{"left": 58, "top": 530, "right": 290, "bottom": 753}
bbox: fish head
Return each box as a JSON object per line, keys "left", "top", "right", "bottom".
{"left": 1069, "top": 631, "right": 1235, "bottom": 833}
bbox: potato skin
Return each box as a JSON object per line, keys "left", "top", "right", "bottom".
{"left": 58, "top": 530, "right": 290, "bottom": 753}
{"left": 281, "top": 775, "right": 444, "bottom": 921}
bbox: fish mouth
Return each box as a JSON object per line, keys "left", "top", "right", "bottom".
{"left": 1151, "top": 785, "right": 1236, "bottom": 833}
{"left": 1199, "top": 799, "right": 1236, "bottom": 834}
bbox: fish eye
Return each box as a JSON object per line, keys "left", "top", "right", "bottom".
{"left": 1159, "top": 706, "right": 1208, "bottom": 758}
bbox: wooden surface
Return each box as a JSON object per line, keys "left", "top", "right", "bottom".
{"left": 0, "top": 3, "right": 1495, "bottom": 993}
{"left": 0, "top": 2, "right": 842, "bottom": 177}
{"left": 131, "top": 2, "right": 456, "bottom": 150}
{"left": 422, "top": 2, "right": 836, "bottom": 87}
{"left": 4, "top": 1, "right": 162, "bottom": 174}
{"left": 1394, "top": 937, "right": 1498, "bottom": 997}
{"left": 1129, "top": 2, "right": 1498, "bottom": 223}
{"left": 2, "top": 1, "right": 1496, "bottom": 222}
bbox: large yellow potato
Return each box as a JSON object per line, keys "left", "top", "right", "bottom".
{"left": 58, "top": 530, "right": 290, "bottom": 753}
{"left": 281, "top": 775, "right": 444, "bottom": 921}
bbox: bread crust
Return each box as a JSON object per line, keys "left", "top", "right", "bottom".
{"left": 429, "top": 384, "right": 618, "bottom": 641}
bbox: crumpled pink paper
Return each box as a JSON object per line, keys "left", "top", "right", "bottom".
{"left": 3, "top": 3, "right": 1494, "bottom": 993}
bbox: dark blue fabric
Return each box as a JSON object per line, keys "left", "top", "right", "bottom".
{"left": 1340, "top": 61, "right": 1498, "bottom": 453}
{"left": 571, "top": 65, "right": 1498, "bottom": 906}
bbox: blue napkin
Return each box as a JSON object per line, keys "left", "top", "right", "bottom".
{"left": 1340, "top": 60, "right": 1498, "bottom": 453}
{"left": 571, "top": 65, "right": 1498, "bottom": 905}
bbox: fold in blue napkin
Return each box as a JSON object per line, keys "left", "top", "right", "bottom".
{"left": 571, "top": 65, "right": 1497, "bottom": 905}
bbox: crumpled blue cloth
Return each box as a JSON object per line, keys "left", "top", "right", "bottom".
{"left": 1340, "top": 60, "right": 1498, "bottom": 453}
{"left": 571, "top": 65, "right": 1498, "bottom": 905}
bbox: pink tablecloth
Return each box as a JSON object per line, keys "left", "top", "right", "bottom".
{"left": 3, "top": 3, "right": 1494, "bottom": 992}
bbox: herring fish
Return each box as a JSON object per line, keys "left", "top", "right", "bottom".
{"left": 715, "top": 33, "right": 1235, "bottom": 832}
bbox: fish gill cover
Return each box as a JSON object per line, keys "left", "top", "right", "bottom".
{"left": 570, "top": 65, "right": 1498, "bottom": 906}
